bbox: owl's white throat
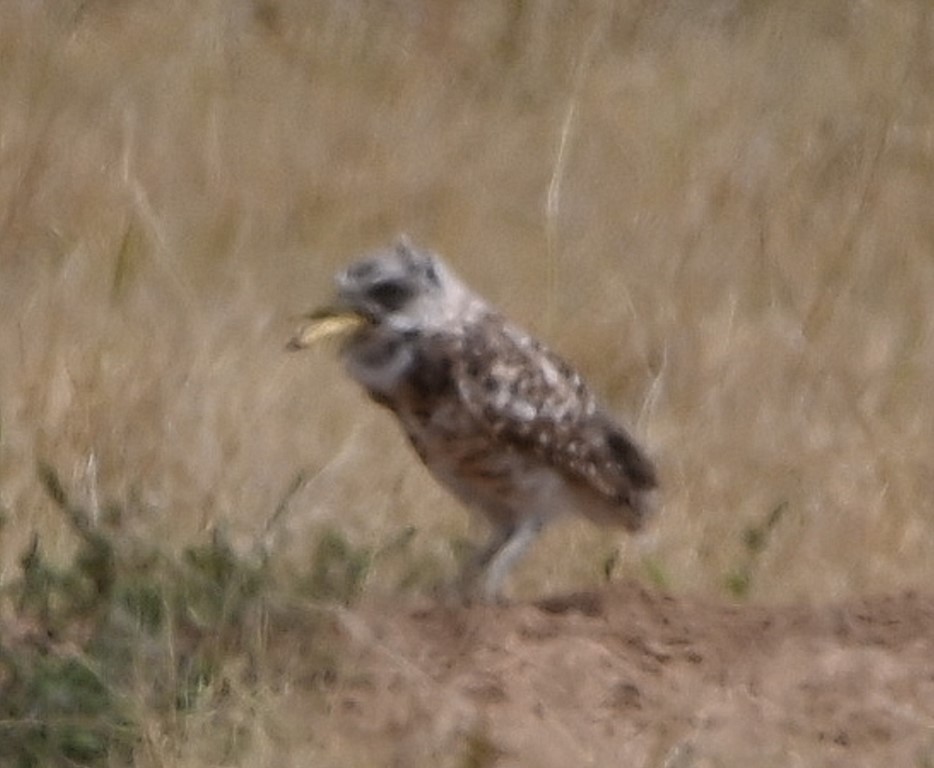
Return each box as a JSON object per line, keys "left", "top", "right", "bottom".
{"left": 343, "top": 329, "right": 416, "bottom": 397}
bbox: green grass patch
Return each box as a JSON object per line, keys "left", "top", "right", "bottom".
{"left": 0, "top": 463, "right": 360, "bottom": 766}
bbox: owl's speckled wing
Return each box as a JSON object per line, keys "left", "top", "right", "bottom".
{"left": 438, "top": 313, "right": 657, "bottom": 518}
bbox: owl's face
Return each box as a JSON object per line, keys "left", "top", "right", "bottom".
{"left": 308, "top": 238, "right": 474, "bottom": 397}
{"left": 333, "top": 238, "right": 453, "bottom": 334}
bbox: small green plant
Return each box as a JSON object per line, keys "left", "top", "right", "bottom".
{"left": 0, "top": 464, "right": 277, "bottom": 766}
{"left": 724, "top": 502, "right": 788, "bottom": 599}
{"left": 304, "top": 527, "right": 371, "bottom": 603}
{"left": 641, "top": 556, "right": 671, "bottom": 590}
{"left": 0, "top": 467, "right": 135, "bottom": 767}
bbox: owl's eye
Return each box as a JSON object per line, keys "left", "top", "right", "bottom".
{"left": 366, "top": 280, "right": 413, "bottom": 311}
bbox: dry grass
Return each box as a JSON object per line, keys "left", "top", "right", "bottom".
{"left": 1, "top": 0, "right": 933, "bottom": 764}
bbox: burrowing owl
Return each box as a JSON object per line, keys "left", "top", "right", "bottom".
{"left": 289, "top": 238, "right": 657, "bottom": 599}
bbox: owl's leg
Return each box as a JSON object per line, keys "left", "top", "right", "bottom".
{"left": 477, "top": 515, "right": 545, "bottom": 601}
{"left": 456, "top": 522, "right": 514, "bottom": 598}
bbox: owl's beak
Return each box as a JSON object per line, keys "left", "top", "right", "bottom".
{"left": 286, "top": 305, "right": 370, "bottom": 351}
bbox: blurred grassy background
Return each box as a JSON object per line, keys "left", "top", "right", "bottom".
{"left": 3, "top": 1, "right": 934, "bottom": 764}
{"left": 2, "top": 0, "right": 934, "bottom": 609}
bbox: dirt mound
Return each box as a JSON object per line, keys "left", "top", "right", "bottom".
{"left": 328, "top": 584, "right": 934, "bottom": 766}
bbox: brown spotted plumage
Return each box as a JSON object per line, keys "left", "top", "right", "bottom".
{"left": 292, "top": 237, "right": 657, "bottom": 599}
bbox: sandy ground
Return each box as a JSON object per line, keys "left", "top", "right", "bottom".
{"left": 316, "top": 585, "right": 934, "bottom": 767}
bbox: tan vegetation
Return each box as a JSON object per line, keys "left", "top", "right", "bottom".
{"left": 1, "top": 0, "right": 933, "bottom": 765}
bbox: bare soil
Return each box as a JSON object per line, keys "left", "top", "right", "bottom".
{"left": 324, "top": 584, "right": 934, "bottom": 766}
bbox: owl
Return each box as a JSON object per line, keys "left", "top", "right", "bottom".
{"left": 289, "top": 238, "right": 657, "bottom": 600}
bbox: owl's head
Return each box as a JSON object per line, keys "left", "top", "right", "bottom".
{"left": 332, "top": 236, "right": 471, "bottom": 333}
{"left": 287, "top": 237, "right": 479, "bottom": 355}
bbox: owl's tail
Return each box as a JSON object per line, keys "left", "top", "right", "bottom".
{"left": 583, "top": 416, "right": 658, "bottom": 531}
